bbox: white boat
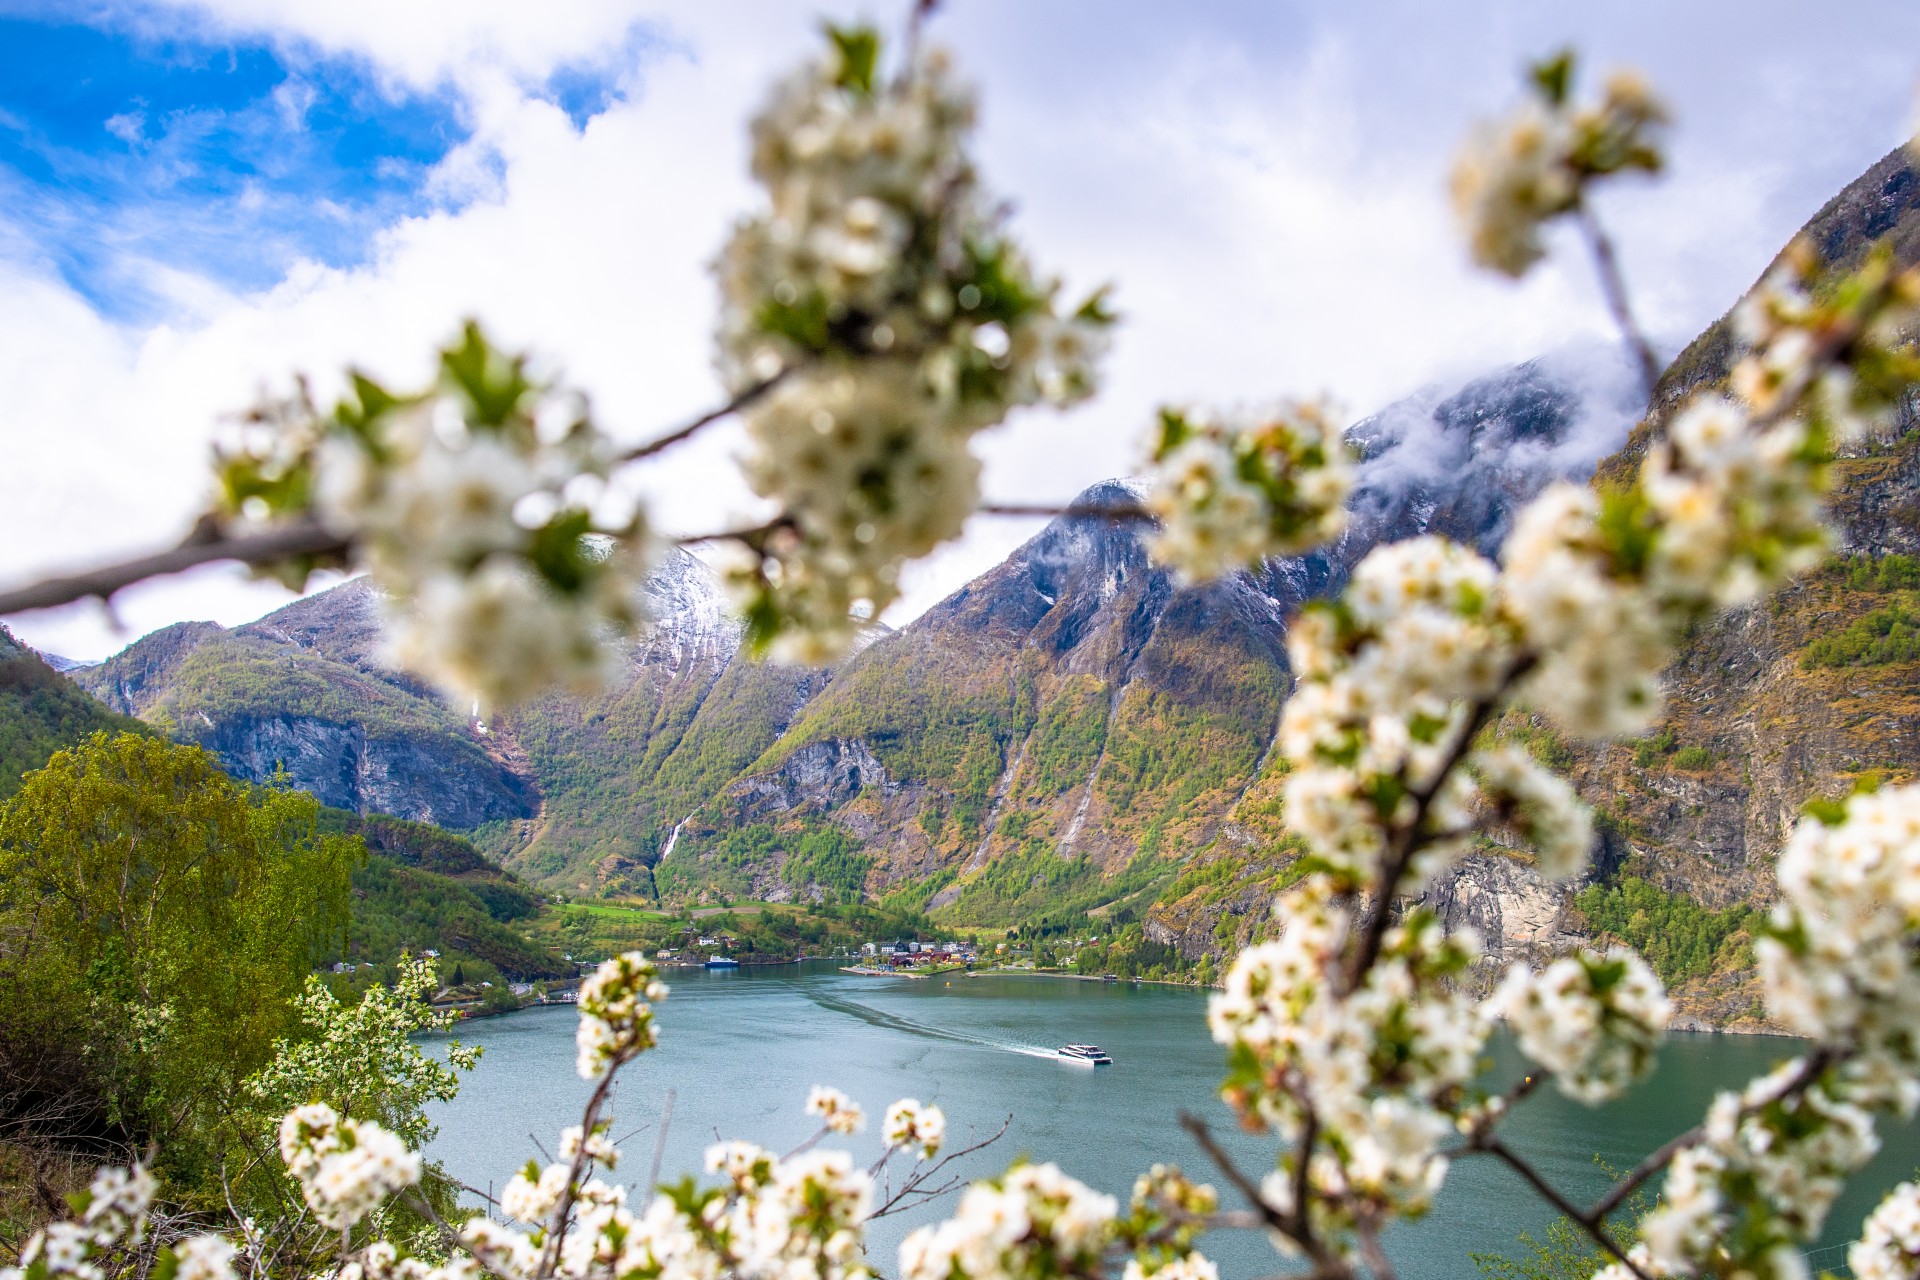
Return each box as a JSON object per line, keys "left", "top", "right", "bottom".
{"left": 1055, "top": 1043, "right": 1113, "bottom": 1066}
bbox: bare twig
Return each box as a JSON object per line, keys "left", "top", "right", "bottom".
{"left": 616, "top": 371, "right": 791, "bottom": 465}
{"left": 643, "top": 1088, "right": 675, "bottom": 1208}
{"left": 868, "top": 1116, "right": 1012, "bottom": 1220}
{"left": 0, "top": 519, "right": 348, "bottom": 617}
{"left": 1575, "top": 205, "right": 1662, "bottom": 405}
{"left": 1354, "top": 1219, "right": 1398, "bottom": 1280}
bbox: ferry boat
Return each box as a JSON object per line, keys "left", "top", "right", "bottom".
{"left": 1054, "top": 1043, "right": 1113, "bottom": 1066}
{"left": 706, "top": 956, "right": 740, "bottom": 969}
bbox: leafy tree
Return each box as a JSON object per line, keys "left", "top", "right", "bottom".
{"left": 0, "top": 733, "right": 354, "bottom": 1194}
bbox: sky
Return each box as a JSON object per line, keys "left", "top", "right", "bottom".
{"left": 3, "top": 0, "right": 1919, "bottom": 662}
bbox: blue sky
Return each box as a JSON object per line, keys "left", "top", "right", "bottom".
{"left": 0, "top": 4, "right": 661, "bottom": 320}
{"left": 0, "top": 9, "right": 472, "bottom": 316}
{"left": 3, "top": 0, "right": 1920, "bottom": 660}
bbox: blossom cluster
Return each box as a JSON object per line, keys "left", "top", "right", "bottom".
{"left": 278, "top": 1103, "right": 423, "bottom": 1230}
{"left": 715, "top": 26, "right": 1111, "bottom": 661}
{"left": 805, "top": 1085, "right": 865, "bottom": 1134}
{"left": 574, "top": 951, "right": 669, "bottom": 1079}
{"left": 1, "top": 1165, "right": 239, "bottom": 1280}
{"left": 883, "top": 1097, "right": 946, "bottom": 1158}
{"left": 1118, "top": 1165, "right": 1218, "bottom": 1280}
{"left": 900, "top": 1162, "right": 1118, "bottom": 1280}
{"left": 1636, "top": 1064, "right": 1879, "bottom": 1278}
{"left": 1605, "top": 782, "right": 1920, "bottom": 1276}
{"left": 1279, "top": 536, "right": 1511, "bottom": 887}
{"left": 213, "top": 325, "right": 652, "bottom": 708}
{"left": 1852, "top": 1181, "right": 1920, "bottom": 1280}
{"left": 1731, "top": 239, "right": 1920, "bottom": 437}
{"left": 1450, "top": 54, "right": 1666, "bottom": 276}
{"left": 1495, "top": 949, "right": 1670, "bottom": 1104}
{"left": 1209, "top": 884, "right": 1487, "bottom": 1251}
{"left": 460, "top": 1085, "right": 932, "bottom": 1280}
{"left": 1757, "top": 787, "right": 1920, "bottom": 1094}
{"left": 1144, "top": 403, "right": 1354, "bottom": 582}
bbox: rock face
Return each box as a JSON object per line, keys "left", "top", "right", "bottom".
{"left": 73, "top": 579, "right": 539, "bottom": 829}
{"left": 198, "top": 713, "right": 536, "bottom": 829}
{"left": 1421, "top": 854, "right": 1579, "bottom": 974}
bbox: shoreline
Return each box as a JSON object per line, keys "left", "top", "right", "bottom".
{"left": 965, "top": 968, "right": 1206, "bottom": 990}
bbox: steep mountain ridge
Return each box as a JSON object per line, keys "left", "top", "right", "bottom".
{"left": 73, "top": 581, "right": 539, "bottom": 828}
{"left": 658, "top": 352, "right": 1641, "bottom": 912}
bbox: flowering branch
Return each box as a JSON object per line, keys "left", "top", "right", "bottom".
{"left": 867, "top": 1115, "right": 1012, "bottom": 1219}
{"left": 1338, "top": 657, "right": 1535, "bottom": 993}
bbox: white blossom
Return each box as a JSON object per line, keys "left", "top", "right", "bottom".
{"left": 807, "top": 1085, "right": 867, "bottom": 1134}
{"left": 883, "top": 1098, "right": 946, "bottom": 1159}
{"left": 575, "top": 952, "right": 668, "bottom": 1079}
{"left": 1146, "top": 403, "right": 1354, "bottom": 581}
{"left": 1451, "top": 64, "right": 1664, "bottom": 277}
{"left": 1852, "top": 1182, "right": 1920, "bottom": 1280}
{"left": 1473, "top": 746, "right": 1594, "bottom": 879}
{"left": 900, "top": 1163, "right": 1116, "bottom": 1280}
{"left": 277, "top": 1104, "right": 421, "bottom": 1230}
{"left": 716, "top": 28, "right": 1109, "bottom": 659}
{"left": 1495, "top": 949, "right": 1669, "bottom": 1104}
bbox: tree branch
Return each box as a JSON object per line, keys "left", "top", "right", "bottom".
{"left": 1342, "top": 653, "right": 1537, "bottom": 991}
{"left": 1575, "top": 205, "right": 1662, "bottom": 406}
{"left": 0, "top": 519, "right": 348, "bottom": 617}
{"left": 1178, "top": 1111, "right": 1344, "bottom": 1276}
{"left": 1585, "top": 1046, "right": 1838, "bottom": 1224}
{"left": 868, "top": 1116, "right": 1012, "bottom": 1220}
{"left": 974, "top": 501, "right": 1154, "bottom": 523}
{"left": 1480, "top": 1137, "right": 1648, "bottom": 1280}
{"left": 616, "top": 371, "right": 791, "bottom": 465}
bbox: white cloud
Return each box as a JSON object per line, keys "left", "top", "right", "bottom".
{"left": 6, "top": 0, "right": 1920, "bottom": 658}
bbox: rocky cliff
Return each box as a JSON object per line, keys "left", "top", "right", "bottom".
{"left": 73, "top": 580, "right": 539, "bottom": 828}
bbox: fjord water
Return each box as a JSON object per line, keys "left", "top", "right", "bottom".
{"left": 427, "top": 963, "right": 1914, "bottom": 1277}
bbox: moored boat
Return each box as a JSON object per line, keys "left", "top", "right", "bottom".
{"left": 706, "top": 956, "right": 740, "bottom": 969}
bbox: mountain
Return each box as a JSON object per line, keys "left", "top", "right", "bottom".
{"left": 490, "top": 549, "right": 839, "bottom": 893}
{"left": 657, "top": 350, "right": 1642, "bottom": 917}
{"left": 72, "top": 582, "right": 540, "bottom": 829}
{"left": 0, "top": 624, "right": 147, "bottom": 799}
{"left": 66, "top": 144, "right": 1920, "bottom": 1026}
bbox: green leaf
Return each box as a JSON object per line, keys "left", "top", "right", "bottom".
{"left": 1529, "top": 50, "right": 1575, "bottom": 106}
{"left": 1800, "top": 797, "right": 1849, "bottom": 826}
{"left": 1152, "top": 408, "right": 1193, "bottom": 460}
{"left": 440, "top": 320, "right": 534, "bottom": 428}
{"left": 1073, "top": 285, "right": 1119, "bottom": 326}
{"left": 526, "top": 510, "right": 597, "bottom": 594}
{"left": 825, "top": 24, "right": 880, "bottom": 96}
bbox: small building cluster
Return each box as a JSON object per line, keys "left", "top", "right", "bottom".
{"left": 860, "top": 939, "right": 976, "bottom": 967}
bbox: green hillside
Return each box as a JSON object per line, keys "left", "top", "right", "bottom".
{"left": 0, "top": 627, "right": 146, "bottom": 799}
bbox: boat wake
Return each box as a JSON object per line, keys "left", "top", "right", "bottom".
{"left": 800, "top": 988, "right": 1062, "bottom": 1062}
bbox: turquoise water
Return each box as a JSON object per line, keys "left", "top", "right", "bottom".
{"left": 425, "top": 962, "right": 1916, "bottom": 1278}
